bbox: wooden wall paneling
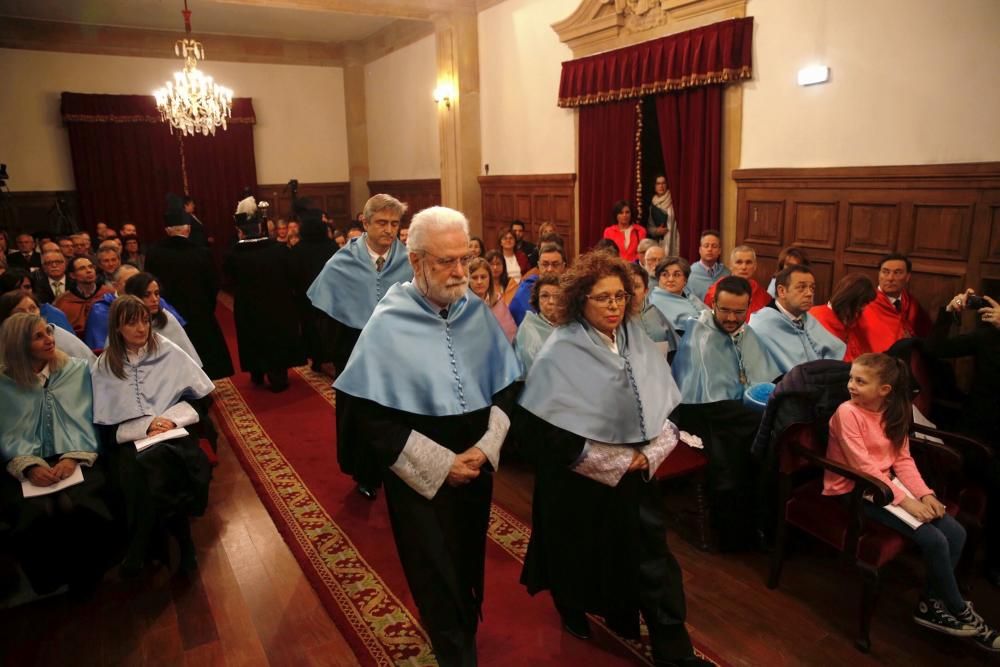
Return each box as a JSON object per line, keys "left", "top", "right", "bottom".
{"left": 734, "top": 163, "right": 1000, "bottom": 324}
{"left": 2, "top": 190, "right": 80, "bottom": 236}
{"left": 367, "top": 179, "right": 442, "bottom": 227}
{"left": 478, "top": 174, "right": 577, "bottom": 256}
{"left": 257, "top": 182, "right": 352, "bottom": 229}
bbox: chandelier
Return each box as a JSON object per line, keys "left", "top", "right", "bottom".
{"left": 153, "top": 0, "right": 233, "bottom": 136}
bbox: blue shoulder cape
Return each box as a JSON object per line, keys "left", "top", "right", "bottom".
{"left": 519, "top": 318, "right": 681, "bottom": 444}
{"left": 687, "top": 262, "right": 729, "bottom": 301}
{"left": 513, "top": 311, "right": 555, "bottom": 378}
{"left": 306, "top": 235, "right": 413, "bottom": 330}
{"left": 41, "top": 303, "right": 73, "bottom": 334}
{"left": 671, "top": 309, "right": 782, "bottom": 404}
{"left": 648, "top": 286, "right": 707, "bottom": 332}
{"left": 639, "top": 300, "right": 679, "bottom": 353}
{"left": 747, "top": 305, "right": 846, "bottom": 373}
{"left": 84, "top": 292, "right": 185, "bottom": 350}
{"left": 0, "top": 357, "right": 99, "bottom": 461}
{"left": 509, "top": 274, "right": 538, "bottom": 325}
{"left": 333, "top": 282, "right": 523, "bottom": 416}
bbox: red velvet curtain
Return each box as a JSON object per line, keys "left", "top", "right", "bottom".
{"left": 655, "top": 86, "right": 722, "bottom": 261}
{"left": 578, "top": 100, "right": 639, "bottom": 252}
{"left": 61, "top": 93, "right": 256, "bottom": 255}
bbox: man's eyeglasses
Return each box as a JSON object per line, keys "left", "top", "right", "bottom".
{"left": 587, "top": 292, "right": 631, "bottom": 307}
{"left": 539, "top": 261, "right": 564, "bottom": 271}
{"left": 714, "top": 306, "right": 748, "bottom": 318}
{"left": 422, "top": 251, "right": 473, "bottom": 269}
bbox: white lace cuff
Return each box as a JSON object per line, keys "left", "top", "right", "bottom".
{"left": 7, "top": 455, "right": 48, "bottom": 481}
{"left": 640, "top": 420, "right": 680, "bottom": 481}
{"left": 390, "top": 430, "right": 456, "bottom": 500}
{"left": 570, "top": 442, "right": 635, "bottom": 487}
{"left": 473, "top": 406, "right": 510, "bottom": 471}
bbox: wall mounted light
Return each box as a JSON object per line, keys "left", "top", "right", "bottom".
{"left": 797, "top": 65, "right": 830, "bottom": 86}
{"left": 433, "top": 82, "right": 456, "bottom": 108}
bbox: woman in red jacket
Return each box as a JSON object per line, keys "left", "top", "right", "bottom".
{"left": 602, "top": 200, "right": 646, "bottom": 262}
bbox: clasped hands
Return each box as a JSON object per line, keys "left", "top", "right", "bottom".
{"left": 899, "top": 494, "right": 947, "bottom": 523}
{"left": 447, "top": 447, "right": 488, "bottom": 487}
{"left": 146, "top": 416, "right": 177, "bottom": 437}
{"left": 26, "top": 458, "right": 78, "bottom": 487}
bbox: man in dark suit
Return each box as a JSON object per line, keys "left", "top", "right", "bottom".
{"left": 146, "top": 194, "right": 233, "bottom": 379}
{"left": 7, "top": 233, "right": 42, "bottom": 271}
{"left": 32, "top": 250, "right": 74, "bottom": 303}
{"left": 183, "top": 196, "right": 211, "bottom": 248}
{"left": 511, "top": 220, "right": 538, "bottom": 268}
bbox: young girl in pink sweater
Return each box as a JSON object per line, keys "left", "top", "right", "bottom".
{"left": 824, "top": 353, "right": 998, "bottom": 651}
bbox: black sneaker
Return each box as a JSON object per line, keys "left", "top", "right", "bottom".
{"left": 913, "top": 598, "right": 978, "bottom": 637}
{"left": 956, "top": 603, "right": 1000, "bottom": 652}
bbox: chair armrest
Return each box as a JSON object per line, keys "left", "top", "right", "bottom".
{"left": 790, "top": 443, "right": 894, "bottom": 506}
{"left": 911, "top": 424, "right": 993, "bottom": 464}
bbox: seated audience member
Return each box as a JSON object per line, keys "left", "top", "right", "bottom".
{"left": 854, "top": 252, "right": 932, "bottom": 355}
{"left": 57, "top": 236, "right": 75, "bottom": 259}
{"left": 121, "top": 235, "right": 145, "bottom": 270}
{"left": 0, "top": 253, "right": 6, "bottom": 277}
{"left": 635, "top": 238, "right": 658, "bottom": 265}
{"left": 514, "top": 275, "right": 561, "bottom": 376}
{"left": 593, "top": 238, "right": 621, "bottom": 256}
{"left": 274, "top": 219, "right": 290, "bottom": 246}
{"left": 347, "top": 225, "right": 364, "bottom": 241}
{"left": 96, "top": 243, "right": 122, "bottom": 285}
{"left": 120, "top": 222, "right": 138, "bottom": 238}
{"left": 647, "top": 174, "right": 679, "bottom": 256}
{"left": 1, "top": 269, "right": 74, "bottom": 334}
{"left": 124, "top": 272, "right": 201, "bottom": 365}
{"left": 7, "top": 233, "right": 42, "bottom": 271}
{"left": 703, "top": 245, "right": 771, "bottom": 315}
{"left": 398, "top": 225, "right": 409, "bottom": 245}
{"left": 512, "top": 219, "right": 538, "bottom": 268}
{"left": 54, "top": 256, "right": 114, "bottom": 337}
{"left": 671, "top": 276, "right": 782, "bottom": 549}
{"left": 469, "top": 236, "right": 485, "bottom": 258}
{"left": 485, "top": 249, "right": 518, "bottom": 305}
{"left": 1, "top": 291, "right": 95, "bottom": 363}
{"left": 33, "top": 250, "right": 72, "bottom": 303}
{"left": 766, "top": 247, "right": 810, "bottom": 297}
{"left": 823, "top": 353, "right": 1000, "bottom": 650}
{"left": 469, "top": 257, "right": 516, "bottom": 343}
{"left": 643, "top": 244, "right": 666, "bottom": 276}
{"left": 648, "top": 257, "right": 708, "bottom": 335}
{"left": 509, "top": 242, "right": 568, "bottom": 325}
{"left": 923, "top": 289, "right": 1000, "bottom": 587}
{"left": 686, "top": 229, "right": 729, "bottom": 300}
{"left": 0, "top": 313, "right": 112, "bottom": 594}
{"left": 95, "top": 222, "right": 109, "bottom": 240}
{"left": 516, "top": 251, "right": 709, "bottom": 667}
{"left": 749, "top": 265, "right": 846, "bottom": 373}
{"left": 628, "top": 263, "right": 678, "bottom": 356}
{"left": 92, "top": 296, "right": 214, "bottom": 574}
{"left": 84, "top": 264, "right": 139, "bottom": 349}
{"left": 104, "top": 229, "right": 119, "bottom": 242}
{"left": 602, "top": 199, "right": 646, "bottom": 262}
{"left": 72, "top": 233, "right": 93, "bottom": 258}
{"left": 810, "top": 273, "right": 877, "bottom": 362}
{"left": 0, "top": 230, "right": 8, "bottom": 255}
{"left": 332, "top": 228, "right": 347, "bottom": 248}
{"left": 537, "top": 222, "right": 559, "bottom": 244}
{"left": 499, "top": 227, "right": 530, "bottom": 284}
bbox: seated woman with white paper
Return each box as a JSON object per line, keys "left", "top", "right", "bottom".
{"left": 0, "top": 313, "right": 113, "bottom": 594}
{"left": 92, "top": 296, "right": 214, "bottom": 575}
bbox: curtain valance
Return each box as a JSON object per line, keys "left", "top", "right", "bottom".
{"left": 558, "top": 17, "right": 753, "bottom": 108}
{"left": 61, "top": 93, "right": 256, "bottom": 124}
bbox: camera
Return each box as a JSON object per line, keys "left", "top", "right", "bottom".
{"left": 966, "top": 294, "right": 989, "bottom": 310}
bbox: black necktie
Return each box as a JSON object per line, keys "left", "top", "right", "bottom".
{"left": 376, "top": 256, "right": 385, "bottom": 272}
{"left": 439, "top": 308, "right": 449, "bottom": 320}
{"left": 893, "top": 298, "right": 902, "bottom": 312}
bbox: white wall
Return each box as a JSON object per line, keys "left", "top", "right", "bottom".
{"left": 741, "top": 0, "right": 1000, "bottom": 168}
{"left": 0, "top": 48, "right": 350, "bottom": 191}
{"left": 478, "top": 0, "right": 578, "bottom": 175}
{"left": 364, "top": 35, "right": 440, "bottom": 180}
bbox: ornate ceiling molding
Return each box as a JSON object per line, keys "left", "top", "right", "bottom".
{"left": 552, "top": 0, "right": 747, "bottom": 58}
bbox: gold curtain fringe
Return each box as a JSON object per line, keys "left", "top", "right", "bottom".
{"left": 62, "top": 114, "right": 256, "bottom": 124}
{"left": 558, "top": 66, "right": 751, "bottom": 109}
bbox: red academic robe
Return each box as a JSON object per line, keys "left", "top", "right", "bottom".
{"left": 809, "top": 304, "right": 866, "bottom": 362}
{"left": 703, "top": 277, "right": 771, "bottom": 315}
{"left": 853, "top": 290, "right": 932, "bottom": 356}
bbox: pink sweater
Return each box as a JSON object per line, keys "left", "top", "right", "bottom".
{"left": 822, "top": 401, "right": 932, "bottom": 505}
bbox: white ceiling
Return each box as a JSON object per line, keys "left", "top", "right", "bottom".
{"left": 0, "top": 0, "right": 403, "bottom": 42}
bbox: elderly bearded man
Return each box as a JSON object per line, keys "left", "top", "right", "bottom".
{"left": 334, "top": 206, "right": 522, "bottom": 666}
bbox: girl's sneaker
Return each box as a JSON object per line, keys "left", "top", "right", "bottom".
{"left": 956, "top": 602, "right": 1000, "bottom": 652}
{"left": 913, "top": 598, "right": 978, "bottom": 637}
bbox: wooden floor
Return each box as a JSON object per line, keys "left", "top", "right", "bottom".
{"left": 1, "top": 426, "right": 997, "bottom": 666}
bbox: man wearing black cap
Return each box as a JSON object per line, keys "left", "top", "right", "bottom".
{"left": 223, "top": 196, "right": 304, "bottom": 392}
{"left": 146, "top": 193, "right": 233, "bottom": 379}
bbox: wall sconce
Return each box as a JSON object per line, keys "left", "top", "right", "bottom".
{"left": 433, "top": 82, "right": 456, "bottom": 108}
{"left": 797, "top": 64, "right": 830, "bottom": 86}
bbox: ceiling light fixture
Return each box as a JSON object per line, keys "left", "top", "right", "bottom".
{"left": 153, "top": 0, "right": 233, "bottom": 136}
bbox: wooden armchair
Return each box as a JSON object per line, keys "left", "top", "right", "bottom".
{"left": 768, "top": 417, "right": 965, "bottom": 653}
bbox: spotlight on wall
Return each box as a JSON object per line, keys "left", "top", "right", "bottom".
{"left": 433, "top": 82, "right": 456, "bottom": 108}
{"left": 797, "top": 65, "right": 830, "bottom": 86}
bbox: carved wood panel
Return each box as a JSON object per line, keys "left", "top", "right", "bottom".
{"left": 258, "top": 182, "right": 352, "bottom": 230}
{"left": 478, "top": 174, "right": 577, "bottom": 256}
{"left": 367, "top": 179, "right": 442, "bottom": 227}
{"left": 735, "top": 162, "right": 1000, "bottom": 327}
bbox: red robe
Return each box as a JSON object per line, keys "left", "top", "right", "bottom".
{"left": 703, "top": 277, "right": 771, "bottom": 316}
{"left": 809, "top": 304, "right": 865, "bottom": 362}
{"left": 853, "top": 290, "right": 931, "bottom": 355}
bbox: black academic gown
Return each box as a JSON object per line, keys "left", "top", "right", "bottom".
{"left": 186, "top": 213, "right": 209, "bottom": 248}
{"left": 288, "top": 235, "right": 338, "bottom": 367}
{"left": 517, "top": 407, "right": 694, "bottom": 660}
{"left": 223, "top": 238, "right": 305, "bottom": 374}
{"left": 349, "top": 387, "right": 517, "bottom": 667}
{"left": 145, "top": 236, "right": 233, "bottom": 379}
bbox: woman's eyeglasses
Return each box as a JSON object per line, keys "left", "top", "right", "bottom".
{"left": 586, "top": 292, "right": 631, "bottom": 307}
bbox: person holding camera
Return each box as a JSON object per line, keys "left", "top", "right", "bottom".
{"left": 925, "top": 288, "right": 1000, "bottom": 587}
